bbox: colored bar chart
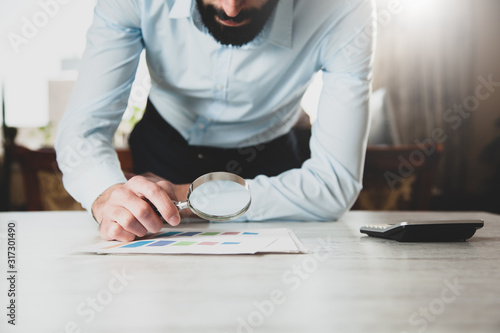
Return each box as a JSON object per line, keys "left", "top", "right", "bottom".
{"left": 113, "top": 230, "right": 257, "bottom": 250}
{"left": 82, "top": 228, "right": 307, "bottom": 255}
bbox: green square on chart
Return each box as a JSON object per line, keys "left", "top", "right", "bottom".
{"left": 173, "top": 241, "right": 196, "bottom": 246}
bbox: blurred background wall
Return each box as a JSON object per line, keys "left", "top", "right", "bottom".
{"left": 371, "top": 0, "right": 500, "bottom": 212}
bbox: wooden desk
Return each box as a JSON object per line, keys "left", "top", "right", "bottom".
{"left": 1, "top": 211, "right": 499, "bottom": 333}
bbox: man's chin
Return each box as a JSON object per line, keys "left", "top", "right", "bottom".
{"left": 205, "top": 25, "right": 260, "bottom": 47}
{"left": 196, "top": 0, "right": 279, "bottom": 47}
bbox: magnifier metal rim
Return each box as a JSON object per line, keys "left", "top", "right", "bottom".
{"left": 186, "top": 172, "right": 251, "bottom": 221}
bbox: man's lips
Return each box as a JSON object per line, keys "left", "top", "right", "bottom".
{"left": 215, "top": 16, "right": 250, "bottom": 27}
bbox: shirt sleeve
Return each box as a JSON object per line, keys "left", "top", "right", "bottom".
{"left": 55, "top": 0, "right": 143, "bottom": 210}
{"left": 243, "top": 0, "right": 376, "bottom": 221}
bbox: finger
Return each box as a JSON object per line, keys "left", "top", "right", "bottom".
{"left": 127, "top": 176, "right": 181, "bottom": 227}
{"left": 99, "top": 219, "right": 136, "bottom": 242}
{"left": 110, "top": 186, "right": 164, "bottom": 233}
{"left": 156, "top": 180, "right": 182, "bottom": 199}
{"left": 124, "top": 172, "right": 136, "bottom": 180}
{"left": 111, "top": 206, "right": 148, "bottom": 237}
{"left": 121, "top": 196, "right": 164, "bottom": 233}
{"left": 140, "top": 172, "right": 165, "bottom": 183}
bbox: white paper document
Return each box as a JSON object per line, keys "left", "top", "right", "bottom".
{"left": 80, "top": 228, "right": 308, "bottom": 255}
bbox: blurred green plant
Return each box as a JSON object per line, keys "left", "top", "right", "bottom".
{"left": 38, "top": 122, "right": 53, "bottom": 147}
{"left": 114, "top": 105, "right": 145, "bottom": 147}
{"left": 127, "top": 105, "right": 145, "bottom": 127}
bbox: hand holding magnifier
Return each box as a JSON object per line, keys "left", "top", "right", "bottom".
{"left": 159, "top": 172, "right": 251, "bottom": 221}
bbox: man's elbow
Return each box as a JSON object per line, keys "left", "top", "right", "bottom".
{"left": 315, "top": 180, "right": 362, "bottom": 222}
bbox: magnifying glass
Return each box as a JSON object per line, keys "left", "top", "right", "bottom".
{"left": 170, "top": 172, "right": 251, "bottom": 221}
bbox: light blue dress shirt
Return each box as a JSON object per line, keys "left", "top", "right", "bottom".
{"left": 56, "top": 0, "right": 376, "bottom": 221}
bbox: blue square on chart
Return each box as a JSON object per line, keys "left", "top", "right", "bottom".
{"left": 155, "top": 231, "right": 183, "bottom": 237}
{"left": 147, "top": 240, "right": 176, "bottom": 247}
{"left": 121, "top": 241, "right": 154, "bottom": 248}
{"left": 177, "top": 232, "right": 202, "bottom": 236}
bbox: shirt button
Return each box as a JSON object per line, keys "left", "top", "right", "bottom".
{"left": 215, "top": 84, "right": 223, "bottom": 91}
{"left": 197, "top": 154, "right": 204, "bottom": 159}
{"left": 198, "top": 123, "right": 205, "bottom": 129}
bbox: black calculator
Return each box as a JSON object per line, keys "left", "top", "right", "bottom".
{"left": 360, "top": 219, "right": 484, "bottom": 242}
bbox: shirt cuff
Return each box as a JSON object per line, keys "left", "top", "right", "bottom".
{"left": 63, "top": 163, "right": 127, "bottom": 213}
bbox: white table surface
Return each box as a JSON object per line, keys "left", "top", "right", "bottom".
{"left": 0, "top": 210, "right": 499, "bottom": 333}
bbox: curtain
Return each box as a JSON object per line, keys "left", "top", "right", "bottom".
{"left": 373, "top": 0, "right": 476, "bottom": 193}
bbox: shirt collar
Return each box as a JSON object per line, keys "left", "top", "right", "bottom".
{"left": 169, "top": 0, "right": 293, "bottom": 49}
{"left": 265, "top": 0, "right": 293, "bottom": 49}
{"left": 169, "top": 0, "right": 192, "bottom": 19}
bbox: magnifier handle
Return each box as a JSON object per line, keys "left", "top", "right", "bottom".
{"left": 174, "top": 200, "right": 189, "bottom": 211}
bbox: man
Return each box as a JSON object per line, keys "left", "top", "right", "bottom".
{"left": 56, "top": 0, "right": 376, "bottom": 242}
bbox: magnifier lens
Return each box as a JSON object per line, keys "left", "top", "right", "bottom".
{"left": 187, "top": 173, "right": 251, "bottom": 221}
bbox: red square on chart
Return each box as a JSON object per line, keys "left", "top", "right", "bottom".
{"left": 198, "top": 242, "right": 218, "bottom": 246}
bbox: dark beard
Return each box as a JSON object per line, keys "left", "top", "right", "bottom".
{"left": 195, "top": 0, "right": 279, "bottom": 47}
